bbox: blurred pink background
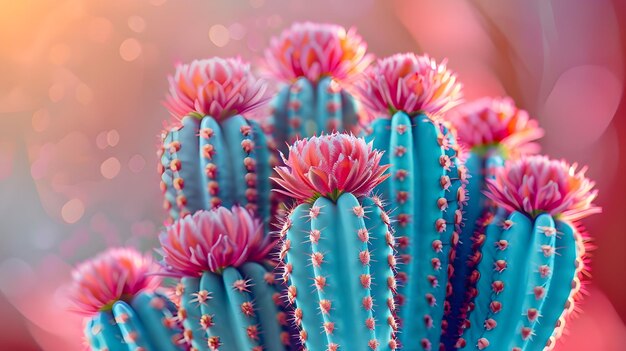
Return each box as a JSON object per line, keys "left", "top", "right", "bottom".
{"left": 1, "top": 0, "right": 625, "bottom": 349}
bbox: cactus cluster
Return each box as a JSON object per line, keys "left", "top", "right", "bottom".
{"left": 68, "top": 21, "right": 601, "bottom": 351}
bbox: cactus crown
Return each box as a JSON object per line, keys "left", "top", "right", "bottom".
{"left": 68, "top": 248, "right": 162, "bottom": 316}
{"left": 272, "top": 133, "right": 390, "bottom": 203}
{"left": 355, "top": 52, "right": 463, "bottom": 119}
{"left": 262, "top": 21, "right": 372, "bottom": 83}
{"left": 447, "top": 96, "right": 544, "bottom": 157}
{"left": 159, "top": 207, "right": 275, "bottom": 276}
{"left": 164, "top": 57, "right": 270, "bottom": 122}
{"left": 485, "top": 155, "right": 600, "bottom": 221}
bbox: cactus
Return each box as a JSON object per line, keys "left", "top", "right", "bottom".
{"left": 159, "top": 57, "right": 274, "bottom": 229}
{"left": 159, "top": 207, "right": 291, "bottom": 351}
{"left": 261, "top": 22, "right": 372, "bottom": 152}
{"left": 356, "top": 53, "right": 466, "bottom": 350}
{"left": 69, "top": 248, "right": 185, "bottom": 351}
{"left": 456, "top": 155, "right": 599, "bottom": 351}
{"left": 272, "top": 133, "right": 398, "bottom": 350}
{"left": 442, "top": 97, "right": 544, "bottom": 347}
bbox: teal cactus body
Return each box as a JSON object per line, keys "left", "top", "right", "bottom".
{"left": 365, "top": 111, "right": 466, "bottom": 350}
{"left": 84, "top": 292, "right": 183, "bottom": 351}
{"left": 177, "top": 263, "right": 289, "bottom": 351}
{"left": 281, "top": 193, "right": 396, "bottom": 350}
{"left": 443, "top": 148, "right": 504, "bottom": 347}
{"left": 268, "top": 77, "right": 360, "bottom": 153}
{"left": 456, "top": 212, "right": 583, "bottom": 351}
{"left": 159, "top": 115, "right": 272, "bottom": 228}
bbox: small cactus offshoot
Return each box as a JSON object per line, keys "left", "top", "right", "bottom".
{"left": 456, "top": 155, "right": 599, "bottom": 351}
{"left": 273, "top": 133, "right": 398, "bottom": 351}
{"left": 159, "top": 207, "right": 290, "bottom": 351}
{"left": 69, "top": 248, "right": 184, "bottom": 351}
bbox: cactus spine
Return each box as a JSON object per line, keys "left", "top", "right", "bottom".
{"left": 159, "top": 115, "right": 272, "bottom": 227}
{"left": 281, "top": 194, "right": 397, "bottom": 350}
{"left": 84, "top": 292, "right": 183, "bottom": 351}
{"left": 366, "top": 111, "right": 467, "bottom": 350}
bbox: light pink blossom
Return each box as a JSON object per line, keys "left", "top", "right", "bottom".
{"left": 355, "top": 53, "right": 463, "bottom": 118}
{"left": 262, "top": 22, "right": 372, "bottom": 83}
{"left": 447, "top": 97, "right": 544, "bottom": 156}
{"left": 159, "top": 207, "right": 275, "bottom": 276}
{"left": 272, "top": 133, "right": 390, "bottom": 203}
{"left": 486, "top": 155, "right": 600, "bottom": 222}
{"left": 68, "top": 248, "right": 161, "bottom": 316}
{"left": 164, "top": 57, "right": 270, "bottom": 121}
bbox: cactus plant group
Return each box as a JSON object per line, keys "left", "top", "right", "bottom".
{"left": 67, "top": 21, "right": 602, "bottom": 351}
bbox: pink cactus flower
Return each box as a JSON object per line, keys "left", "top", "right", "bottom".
{"left": 447, "top": 97, "right": 544, "bottom": 156}
{"left": 68, "top": 248, "right": 162, "bottom": 316}
{"left": 164, "top": 57, "right": 270, "bottom": 121}
{"left": 485, "top": 155, "right": 601, "bottom": 222}
{"left": 272, "top": 133, "right": 390, "bottom": 203}
{"left": 262, "top": 22, "right": 372, "bottom": 83}
{"left": 355, "top": 53, "right": 463, "bottom": 119}
{"left": 159, "top": 207, "right": 275, "bottom": 276}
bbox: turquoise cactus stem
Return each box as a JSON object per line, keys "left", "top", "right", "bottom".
{"left": 199, "top": 116, "right": 232, "bottom": 208}
{"left": 198, "top": 273, "right": 237, "bottom": 349}
{"left": 458, "top": 212, "right": 580, "bottom": 351}
{"left": 160, "top": 131, "right": 183, "bottom": 220}
{"left": 366, "top": 111, "right": 466, "bottom": 350}
{"left": 513, "top": 214, "right": 556, "bottom": 350}
{"left": 222, "top": 268, "right": 264, "bottom": 350}
{"left": 287, "top": 78, "right": 313, "bottom": 141}
{"left": 283, "top": 203, "right": 328, "bottom": 350}
{"left": 250, "top": 122, "right": 272, "bottom": 225}
{"left": 112, "top": 302, "right": 152, "bottom": 350}
{"left": 159, "top": 115, "right": 272, "bottom": 229}
{"left": 310, "top": 195, "right": 376, "bottom": 349}
{"left": 444, "top": 149, "right": 504, "bottom": 347}
{"left": 92, "top": 311, "right": 126, "bottom": 351}
{"left": 85, "top": 318, "right": 102, "bottom": 351}
{"left": 283, "top": 193, "right": 396, "bottom": 350}
{"left": 362, "top": 196, "right": 396, "bottom": 345}
{"left": 131, "top": 293, "right": 181, "bottom": 351}
{"left": 271, "top": 76, "right": 359, "bottom": 154}
{"left": 181, "top": 277, "right": 210, "bottom": 351}
{"left": 84, "top": 292, "right": 183, "bottom": 351}
{"left": 526, "top": 221, "right": 578, "bottom": 351}
{"left": 315, "top": 77, "right": 342, "bottom": 132}
{"left": 180, "top": 267, "right": 287, "bottom": 351}
{"left": 386, "top": 112, "right": 415, "bottom": 334}
{"left": 240, "top": 262, "right": 289, "bottom": 351}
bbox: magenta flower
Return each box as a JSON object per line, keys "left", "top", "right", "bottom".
{"left": 447, "top": 97, "right": 544, "bottom": 156}
{"left": 355, "top": 53, "right": 463, "bottom": 118}
{"left": 272, "top": 133, "right": 390, "bottom": 203}
{"left": 486, "top": 155, "right": 601, "bottom": 222}
{"left": 164, "top": 57, "right": 270, "bottom": 121}
{"left": 68, "top": 248, "right": 162, "bottom": 316}
{"left": 262, "top": 22, "right": 372, "bottom": 83}
{"left": 159, "top": 207, "right": 275, "bottom": 276}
